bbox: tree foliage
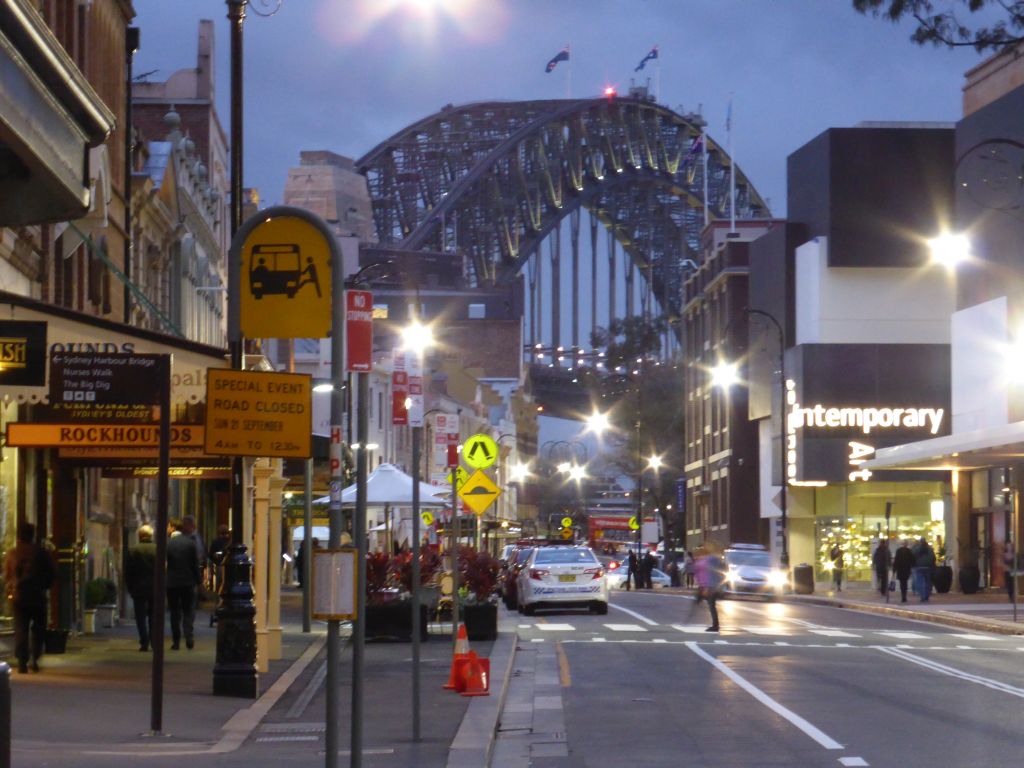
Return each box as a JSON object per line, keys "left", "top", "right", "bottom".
{"left": 853, "top": 0, "right": 1024, "bottom": 51}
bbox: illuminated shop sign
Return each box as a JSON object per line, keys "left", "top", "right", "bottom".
{"left": 0, "top": 321, "right": 46, "bottom": 385}
{"left": 788, "top": 405, "right": 944, "bottom": 435}
{"left": 786, "top": 380, "right": 946, "bottom": 484}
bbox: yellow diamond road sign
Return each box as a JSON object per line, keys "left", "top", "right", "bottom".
{"left": 446, "top": 466, "right": 470, "bottom": 486}
{"left": 458, "top": 469, "right": 501, "bottom": 515}
{"left": 462, "top": 433, "right": 498, "bottom": 470}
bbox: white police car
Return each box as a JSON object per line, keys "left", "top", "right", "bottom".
{"left": 516, "top": 546, "right": 609, "bottom": 615}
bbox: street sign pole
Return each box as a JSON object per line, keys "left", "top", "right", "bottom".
{"left": 352, "top": 369, "right": 369, "bottom": 768}
{"left": 150, "top": 354, "right": 171, "bottom": 733}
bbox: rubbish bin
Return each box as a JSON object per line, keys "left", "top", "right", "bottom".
{"left": 792, "top": 563, "right": 814, "bottom": 595}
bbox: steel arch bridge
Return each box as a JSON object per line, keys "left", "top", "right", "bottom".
{"left": 357, "top": 96, "right": 770, "bottom": 331}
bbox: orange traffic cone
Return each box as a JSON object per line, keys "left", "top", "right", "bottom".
{"left": 443, "top": 623, "right": 471, "bottom": 690}
{"left": 459, "top": 650, "right": 490, "bottom": 697}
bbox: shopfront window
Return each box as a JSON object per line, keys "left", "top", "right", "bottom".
{"left": 815, "top": 509, "right": 944, "bottom": 582}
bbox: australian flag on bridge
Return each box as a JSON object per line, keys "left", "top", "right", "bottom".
{"left": 545, "top": 46, "right": 570, "bottom": 73}
{"left": 635, "top": 46, "right": 658, "bottom": 72}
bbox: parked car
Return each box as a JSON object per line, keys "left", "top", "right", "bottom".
{"left": 606, "top": 567, "right": 671, "bottom": 590}
{"left": 722, "top": 543, "right": 788, "bottom": 599}
{"left": 516, "top": 545, "right": 609, "bottom": 615}
{"left": 499, "top": 545, "right": 535, "bottom": 609}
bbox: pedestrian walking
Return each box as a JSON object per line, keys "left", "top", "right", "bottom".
{"left": 125, "top": 524, "right": 156, "bottom": 651}
{"left": 911, "top": 536, "right": 936, "bottom": 603}
{"left": 893, "top": 539, "right": 914, "bottom": 603}
{"left": 872, "top": 539, "right": 891, "bottom": 596}
{"left": 641, "top": 549, "right": 656, "bottom": 589}
{"left": 829, "top": 544, "right": 844, "bottom": 592}
{"left": 1003, "top": 539, "right": 1017, "bottom": 602}
{"left": 686, "top": 546, "right": 727, "bottom": 632}
{"left": 683, "top": 551, "right": 695, "bottom": 588}
{"left": 181, "top": 514, "right": 207, "bottom": 594}
{"left": 626, "top": 550, "right": 638, "bottom": 591}
{"left": 166, "top": 518, "right": 201, "bottom": 650}
{"left": 4, "top": 522, "right": 55, "bottom": 673}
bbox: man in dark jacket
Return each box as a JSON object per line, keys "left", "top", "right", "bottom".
{"left": 641, "top": 550, "right": 656, "bottom": 589}
{"left": 4, "top": 523, "right": 55, "bottom": 673}
{"left": 125, "top": 525, "right": 156, "bottom": 651}
{"left": 166, "top": 519, "right": 201, "bottom": 650}
{"left": 912, "top": 537, "right": 936, "bottom": 603}
{"left": 892, "top": 540, "right": 915, "bottom": 603}
{"left": 872, "top": 539, "right": 892, "bottom": 597}
{"left": 626, "top": 550, "right": 638, "bottom": 591}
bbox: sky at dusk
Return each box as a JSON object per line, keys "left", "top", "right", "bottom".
{"left": 132, "top": 0, "right": 990, "bottom": 218}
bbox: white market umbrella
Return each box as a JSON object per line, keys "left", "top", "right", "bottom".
{"left": 313, "top": 462, "right": 448, "bottom": 507}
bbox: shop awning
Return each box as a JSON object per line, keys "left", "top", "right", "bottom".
{"left": 863, "top": 420, "right": 1024, "bottom": 471}
{"left": 0, "top": 0, "right": 115, "bottom": 225}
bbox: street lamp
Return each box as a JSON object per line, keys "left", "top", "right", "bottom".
{"left": 401, "top": 317, "right": 434, "bottom": 743}
{"left": 713, "top": 308, "right": 789, "bottom": 568}
{"left": 928, "top": 231, "right": 971, "bottom": 269}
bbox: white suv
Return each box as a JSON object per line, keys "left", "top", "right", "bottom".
{"left": 516, "top": 546, "right": 609, "bottom": 615}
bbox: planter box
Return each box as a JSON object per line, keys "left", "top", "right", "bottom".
{"left": 959, "top": 565, "right": 980, "bottom": 594}
{"left": 932, "top": 566, "right": 953, "bottom": 594}
{"left": 95, "top": 604, "right": 117, "bottom": 628}
{"left": 44, "top": 628, "right": 69, "bottom": 654}
{"left": 460, "top": 602, "right": 497, "bottom": 641}
{"left": 365, "top": 602, "right": 428, "bottom": 642}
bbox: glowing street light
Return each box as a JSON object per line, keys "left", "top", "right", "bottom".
{"left": 646, "top": 454, "right": 663, "bottom": 472}
{"left": 710, "top": 361, "right": 740, "bottom": 390}
{"left": 928, "top": 232, "right": 970, "bottom": 269}
{"left": 585, "top": 409, "right": 611, "bottom": 436}
{"left": 401, "top": 319, "right": 435, "bottom": 352}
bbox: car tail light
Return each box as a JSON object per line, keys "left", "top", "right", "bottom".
{"left": 583, "top": 567, "right": 604, "bottom": 580}
{"left": 529, "top": 568, "right": 549, "bottom": 579}
{"left": 608, "top": 561, "right": 620, "bottom": 570}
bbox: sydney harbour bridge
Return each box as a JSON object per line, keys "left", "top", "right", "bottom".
{"left": 356, "top": 91, "right": 770, "bottom": 392}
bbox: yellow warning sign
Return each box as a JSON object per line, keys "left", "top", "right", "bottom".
{"left": 446, "top": 466, "right": 470, "bottom": 486}
{"left": 204, "top": 369, "right": 312, "bottom": 458}
{"left": 421, "top": 511, "right": 434, "bottom": 527}
{"left": 239, "top": 215, "right": 333, "bottom": 339}
{"left": 560, "top": 516, "right": 574, "bottom": 529}
{"left": 560, "top": 528, "right": 574, "bottom": 540}
{"left": 628, "top": 516, "right": 640, "bottom": 531}
{"left": 462, "top": 433, "right": 498, "bottom": 470}
{"left": 457, "top": 469, "right": 501, "bottom": 515}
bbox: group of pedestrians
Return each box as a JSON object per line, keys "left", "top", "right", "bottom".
{"left": 869, "top": 536, "right": 935, "bottom": 603}
{"left": 624, "top": 549, "right": 659, "bottom": 590}
{"left": 125, "top": 515, "right": 211, "bottom": 653}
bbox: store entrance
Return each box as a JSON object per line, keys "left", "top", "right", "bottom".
{"left": 969, "top": 507, "right": 1010, "bottom": 589}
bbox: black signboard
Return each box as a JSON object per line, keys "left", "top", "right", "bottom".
{"left": 49, "top": 352, "right": 164, "bottom": 422}
{"left": 0, "top": 321, "right": 46, "bottom": 386}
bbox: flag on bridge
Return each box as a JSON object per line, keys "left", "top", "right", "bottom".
{"left": 545, "top": 46, "right": 570, "bottom": 73}
{"left": 635, "top": 46, "right": 658, "bottom": 72}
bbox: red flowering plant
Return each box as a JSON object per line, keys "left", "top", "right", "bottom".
{"left": 458, "top": 548, "right": 501, "bottom": 605}
{"left": 395, "top": 547, "right": 442, "bottom": 593}
{"left": 365, "top": 552, "right": 404, "bottom": 606}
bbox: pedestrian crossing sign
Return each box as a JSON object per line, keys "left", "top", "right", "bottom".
{"left": 462, "top": 433, "right": 498, "bottom": 470}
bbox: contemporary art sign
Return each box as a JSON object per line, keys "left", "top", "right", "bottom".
{"left": 786, "top": 380, "right": 947, "bottom": 484}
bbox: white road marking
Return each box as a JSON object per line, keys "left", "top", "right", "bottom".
{"left": 809, "top": 629, "right": 859, "bottom": 638}
{"left": 591, "top": 637, "right": 606, "bottom": 642}
{"left": 686, "top": 641, "right": 844, "bottom": 750}
{"left": 839, "top": 757, "right": 869, "bottom": 766}
{"left": 874, "top": 631, "right": 926, "bottom": 639}
{"left": 536, "top": 623, "right": 576, "bottom": 631}
{"left": 608, "top": 603, "right": 659, "bottom": 625}
{"left": 530, "top": 638, "right": 545, "bottom": 643}
{"left": 604, "top": 623, "right": 648, "bottom": 632}
{"left": 671, "top": 624, "right": 713, "bottom": 634}
{"left": 877, "top": 646, "right": 1024, "bottom": 698}
{"left": 742, "top": 626, "right": 794, "bottom": 635}
{"left": 949, "top": 633, "right": 999, "bottom": 641}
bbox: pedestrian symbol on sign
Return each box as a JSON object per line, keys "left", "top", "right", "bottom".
{"left": 462, "top": 433, "right": 498, "bottom": 470}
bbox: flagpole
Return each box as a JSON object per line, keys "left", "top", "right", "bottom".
{"left": 566, "top": 43, "right": 571, "bottom": 98}
{"left": 655, "top": 48, "right": 660, "bottom": 103}
{"left": 728, "top": 95, "right": 736, "bottom": 233}
{"left": 702, "top": 124, "right": 709, "bottom": 228}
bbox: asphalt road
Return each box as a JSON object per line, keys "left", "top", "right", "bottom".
{"left": 497, "top": 590, "right": 1024, "bottom": 767}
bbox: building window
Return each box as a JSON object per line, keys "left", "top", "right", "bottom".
{"left": 468, "top": 303, "right": 486, "bottom": 319}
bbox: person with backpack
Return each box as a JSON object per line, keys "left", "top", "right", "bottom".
{"left": 4, "top": 522, "right": 55, "bottom": 673}
{"left": 912, "top": 536, "right": 937, "bottom": 603}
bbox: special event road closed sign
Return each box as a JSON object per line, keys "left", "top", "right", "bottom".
{"left": 204, "top": 369, "right": 312, "bottom": 458}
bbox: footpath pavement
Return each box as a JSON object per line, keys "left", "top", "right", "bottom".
{"left": 5, "top": 581, "right": 1023, "bottom": 767}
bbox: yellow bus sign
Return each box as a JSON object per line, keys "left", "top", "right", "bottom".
{"left": 239, "top": 214, "right": 333, "bottom": 339}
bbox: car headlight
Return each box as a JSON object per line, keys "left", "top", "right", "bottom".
{"left": 767, "top": 569, "right": 788, "bottom": 588}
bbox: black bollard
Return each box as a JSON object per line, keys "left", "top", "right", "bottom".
{"left": 0, "top": 661, "right": 10, "bottom": 768}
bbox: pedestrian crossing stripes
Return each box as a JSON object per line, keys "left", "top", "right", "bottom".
{"left": 517, "top": 621, "right": 1005, "bottom": 643}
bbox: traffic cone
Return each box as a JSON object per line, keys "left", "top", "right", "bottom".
{"left": 443, "top": 623, "right": 471, "bottom": 690}
{"left": 459, "top": 650, "right": 490, "bottom": 697}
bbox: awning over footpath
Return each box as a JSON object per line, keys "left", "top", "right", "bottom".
{"left": 864, "top": 420, "right": 1024, "bottom": 471}
{"left": 0, "top": 0, "right": 115, "bottom": 225}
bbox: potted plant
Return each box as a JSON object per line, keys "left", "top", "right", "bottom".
{"left": 932, "top": 542, "right": 953, "bottom": 593}
{"left": 459, "top": 549, "right": 500, "bottom": 641}
{"left": 364, "top": 552, "right": 427, "bottom": 642}
{"left": 85, "top": 577, "right": 117, "bottom": 630}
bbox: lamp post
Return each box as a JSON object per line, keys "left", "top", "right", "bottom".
{"left": 712, "top": 308, "right": 789, "bottom": 568}
{"left": 401, "top": 320, "right": 433, "bottom": 743}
